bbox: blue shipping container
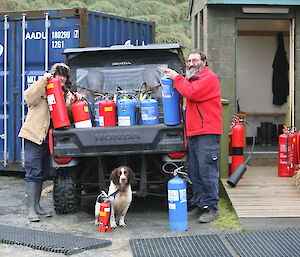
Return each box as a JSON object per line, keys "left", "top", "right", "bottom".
{"left": 0, "top": 7, "right": 154, "bottom": 172}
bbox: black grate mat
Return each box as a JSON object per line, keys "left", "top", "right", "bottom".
{"left": 226, "top": 229, "right": 300, "bottom": 257}
{"left": 0, "top": 224, "right": 112, "bottom": 255}
{"left": 130, "top": 234, "right": 233, "bottom": 257}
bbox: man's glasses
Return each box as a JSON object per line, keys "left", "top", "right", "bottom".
{"left": 186, "top": 59, "right": 201, "bottom": 64}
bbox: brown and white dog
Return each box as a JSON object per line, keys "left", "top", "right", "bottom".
{"left": 95, "top": 166, "right": 135, "bottom": 228}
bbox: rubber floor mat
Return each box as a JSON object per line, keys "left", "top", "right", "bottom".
{"left": 129, "top": 234, "right": 233, "bottom": 257}
{"left": 0, "top": 224, "right": 111, "bottom": 255}
{"left": 226, "top": 228, "right": 300, "bottom": 257}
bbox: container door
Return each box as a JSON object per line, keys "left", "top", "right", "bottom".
{"left": 19, "top": 15, "right": 80, "bottom": 170}
{"left": 0, "top": 16, "right": 25, "bottom": 171}
{"left": 0, "top": 13, "right": 80, "bottom": 172}
{"left": 0, "top": 16, "right": 10, "bottom": 169}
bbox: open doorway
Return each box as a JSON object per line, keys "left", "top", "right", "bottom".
{"left": 236, "top": 19, "right": 291, "bottom": 152}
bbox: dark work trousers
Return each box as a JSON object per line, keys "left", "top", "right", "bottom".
{"left": 187, "top": 134, "right": 220, "bottom": 210}
{"left": 24, "top": 139, "right": 50, "bottom": 183}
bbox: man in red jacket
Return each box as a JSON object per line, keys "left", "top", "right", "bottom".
{"left": 165, "top": 49, "right": 222, "bottom": 223}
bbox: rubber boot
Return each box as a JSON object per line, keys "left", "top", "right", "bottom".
{"left": 25, "top": 182, "right": 40, "bottom": 222}
{"left": 35, "top": 182, "right": 52, "bottom": 217}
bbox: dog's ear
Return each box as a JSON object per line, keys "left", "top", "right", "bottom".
{"left": 110, "top": 168, "right": 120, "bottom": 185}
{"left": 127, "top": 167, "right": 135, "bottom": 185}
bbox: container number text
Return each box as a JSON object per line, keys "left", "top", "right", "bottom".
{"left": 51, "top": 31, "right": 71, "bottom": 39}
{"left": 51, "top": 41, "right": 64, "bottom": 49}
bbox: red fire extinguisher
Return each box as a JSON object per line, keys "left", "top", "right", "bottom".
{"left": 46, "top": 78, "right": 70, "bottom": 129}
{"left": 71, "top": 100, "right": 92, "bottom": 128}
{"left": 99, "top": 100, "right": 116, "bottom": 127}
{"left": 231, "top": 118, "right": 245, "bottom": 174}
{"left": 278, "top": 127, "right": 297, "bottom": 177}
{"left": 98, "top": 201, "right": 111, "bottom": 232}
{"left": 297, "top": 132, "right": 300, "bottom": 170}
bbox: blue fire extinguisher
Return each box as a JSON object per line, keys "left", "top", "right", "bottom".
{"left": 161, "top": 77, "right": 181, "bottom": 125}
{"left": 94, "top": 100, "right": 100, "bottom": 127}
{"left": 140, "top": 98, "right": 158, "bottom": 125}
{"left": 163, "top": 164, "right": 189, "bottom": 232}
{"left": 117, "top": 96, "right": 136, "bottom": 126}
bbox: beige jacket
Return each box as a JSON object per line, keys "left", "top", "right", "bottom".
{"left": 18, "top": 76, "right": 73, "bottom": 145}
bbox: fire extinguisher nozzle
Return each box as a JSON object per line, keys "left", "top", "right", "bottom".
{"left": 227, "top": 164, "right": 247, "bottom": 187}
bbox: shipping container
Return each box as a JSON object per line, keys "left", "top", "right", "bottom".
{"left": 0, "top": 7, "right": 154, "bottom": 172}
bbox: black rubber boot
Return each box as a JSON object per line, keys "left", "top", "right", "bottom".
{"left": 198, "top": 206, "right": 219, "bottom": 223}
{"left": 25, "top": 182, "right": 40, "bottom": 222}
{"left": 36, "top": 182, "right": 52, "bottom": 217}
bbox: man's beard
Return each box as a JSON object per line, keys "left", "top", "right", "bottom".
{"left": 186, "top": 65, "right": 204, "bottom": 79}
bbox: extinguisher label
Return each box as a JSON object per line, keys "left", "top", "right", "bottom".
{"left": 169, "top": 203, "right": 176, "bottom": 209}
{"left": 179, "top": 189, "right": 187, "bottom": 203}
{"left": 46, "top": 83, "right": 54, "bottom": 89}
{"left": 141, "top": 107, "right": 157, "bottom": 121}
{"left": 118, "top": 116, "right": 131, "bottom": 126}
{"left": 100, "top": 116, "right": 104, "bottom": 127}
{"left": 168, "top": 190, "right": 179, "bottom": 201}
{"left": 104, "top": 106, "right": 113, "bottom": 112}
{"left": 280, "top": 144, "right": 287, "bottom": 152}
{"left": 162, "top": 84, "right": 171, "bottom": 98}
{"left": 47, "top": 94, "right": 56, "bottom": 105}
{"left": 84, "top": 106, "right": 89, "bottom": 112}
{"left": 74, "top": 120, "right": 92, "bottom": 128}
{"left": 100, "top": 211, "right": 107, "bottom": 217}
{"left": 104, "top": 208, "right": 110, "bottom": 212}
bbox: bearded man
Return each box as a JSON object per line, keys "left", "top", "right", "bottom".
{"left": 165, "top": 49, "right": 222, "bottom": 223}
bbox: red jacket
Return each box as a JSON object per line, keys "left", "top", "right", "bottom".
{"left": 173, "top": 66, "right": 222, "bottom": 137}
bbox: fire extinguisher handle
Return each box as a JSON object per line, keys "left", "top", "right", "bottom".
{"left": 71, "top": 91, "right": 86, "bottom": 103}
{"left": 69, "top": 91, "right": 77, "bottom": 103}
{"left": 44, "top": 72, "right": 53, "bottom": 81}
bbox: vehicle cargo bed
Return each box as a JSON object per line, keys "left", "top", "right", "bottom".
{"left": 52, "top": 124, "right": 184, "bottom": 157}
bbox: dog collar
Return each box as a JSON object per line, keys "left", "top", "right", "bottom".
{"left": 108, "top": 190, "right": 119, "bottom": 199}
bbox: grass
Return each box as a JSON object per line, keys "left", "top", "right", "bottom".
{"left": 211, "top": 198, "right": 244, "bottom": 232}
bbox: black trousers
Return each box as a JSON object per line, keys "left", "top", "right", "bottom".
{"left": 24, "top": 139, "right": 50, "bottom": 183}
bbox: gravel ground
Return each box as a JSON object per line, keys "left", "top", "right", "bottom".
{"left": 0, "top": 174, "right": 237, "bottom": 257}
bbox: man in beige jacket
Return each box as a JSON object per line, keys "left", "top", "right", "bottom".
{"left": 18, "top": 63, "right": 81, "bottom": 222}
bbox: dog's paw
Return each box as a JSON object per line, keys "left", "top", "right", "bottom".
{"left": 119, "top": 221, "right": 126, "bottom": 227}
{"left": 111, "top": 221, "right": 117, "bottom": 229}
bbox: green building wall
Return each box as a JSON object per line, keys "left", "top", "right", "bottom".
{"left": 191, "top": 2, "right": 300, "bottom": 129}
{"left": 191, "top": 1, "right": 300, "bottom": 177}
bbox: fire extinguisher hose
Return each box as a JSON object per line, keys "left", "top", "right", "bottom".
{"left": 243, "top": 119, "right": 255, "bottom": 166}
{"left": 286, "top": 132, "right": 290, "bottom": 168}
{"left": 162, "top": 162, "right": 192, "bottom": 184}
{"left": 227, "top": 119, "right": 255, "bottom": 187}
